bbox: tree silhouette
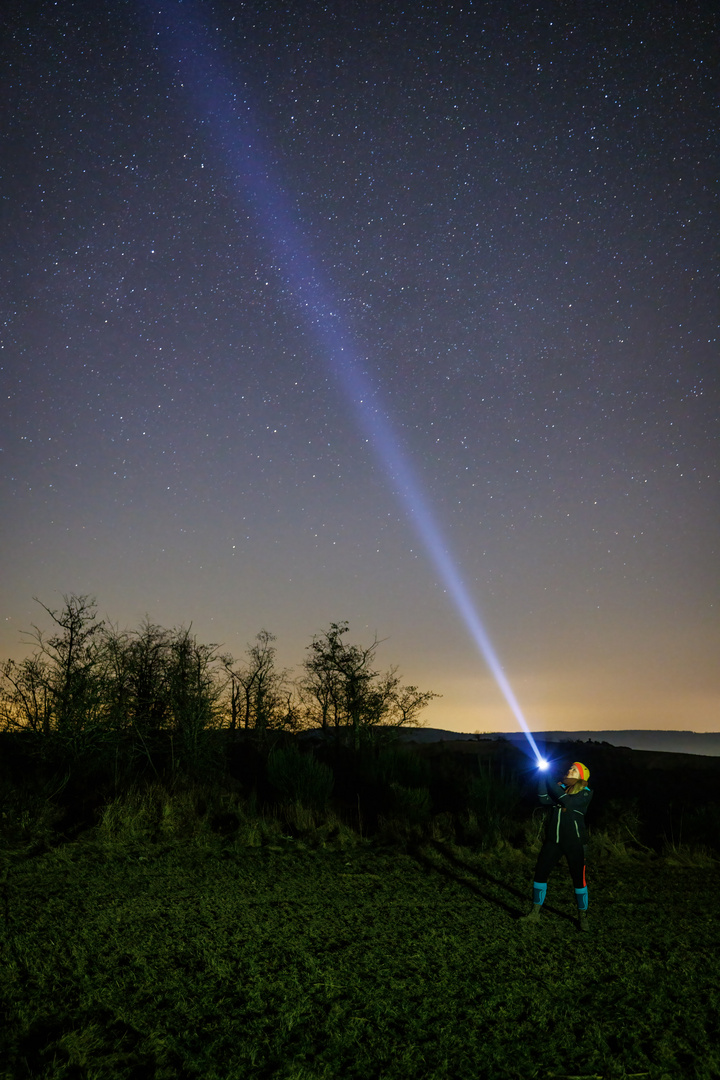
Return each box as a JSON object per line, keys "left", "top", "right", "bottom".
{"left": 301, "top": 622, "right": 437, "bottom": 749}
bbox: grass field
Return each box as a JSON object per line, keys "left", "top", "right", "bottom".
{"left": 2, "top": 834, "right": 719, "bottom": 1080}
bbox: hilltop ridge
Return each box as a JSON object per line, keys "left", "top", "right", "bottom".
{"left": 398, "top": 728, "right": 720, "bottom": 757}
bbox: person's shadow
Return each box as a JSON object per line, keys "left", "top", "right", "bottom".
{"left": 411, "top": 838, "right": 577, "bottom": 927}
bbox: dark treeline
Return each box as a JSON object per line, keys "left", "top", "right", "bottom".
{"left": 1, "top": 595, "right": 719, "bottom": 859}
{"left": 0, "top": 594, "right": 437, "bottom": 753}
{"left": 0, "top": 593, "right": 439, "bottom": 848}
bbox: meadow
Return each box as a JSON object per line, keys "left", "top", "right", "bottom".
{"left": 3, "top": 599, "right": 719, "bottom": 1077}
{"left": 2, "top": 820, "right": 719, "bottom": 1080}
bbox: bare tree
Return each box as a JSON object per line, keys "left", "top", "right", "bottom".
{"left": 387, "top": 683, "right": 439, "bottom": 727}
{"left": 101, "top": 620, "right": 172, "bottom": 738}
{"left": 301, "top": 622, "right": 437, "bottom": 750}
{"left": 31, "top": 595, "right": 107, "bottom": 736}
{"left": 166, "top": 628, "right": 224, "bottom": 730}
{"left": 0, "top": 655, "right": 54, "bottom": 734}
{"left": 222, "top": 631, "right": 294, "bottom": 734}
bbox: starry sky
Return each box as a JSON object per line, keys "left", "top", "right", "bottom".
{"left": 2, "top": 0, "right": 718, "bottom": 735}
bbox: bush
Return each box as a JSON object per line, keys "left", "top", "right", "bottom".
{"left": 0, "top": 785, "right": 66, "bottom": 854}
{"left": 360, "top": 745, "right": 431, "bottom": 790}
{"left": 267, "top": 746, "right": 334, "bottom": 811}
{"left": 589, "top": 798, "right": 655, "bottom": 858}
{"left": 389, "top": 782, "right": 431, "bottom": 826}
{"left": 667, "top": 802, "right": 720, "bottom": 854}
{"left": 465, "top": 762, "right": 522, "bottom": 849}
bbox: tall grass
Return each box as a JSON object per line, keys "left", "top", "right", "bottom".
{"left": 96, "top": 782, "right": 211, "bottom": 843}
{"left": 92, "top": 779, "right": 362, "bottom": 854}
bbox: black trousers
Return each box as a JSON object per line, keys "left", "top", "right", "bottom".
{"left": 534, "top": 839, "right": 587, "bottom": 891}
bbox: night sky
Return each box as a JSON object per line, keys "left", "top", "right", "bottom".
{"left": 2, "top": 0, "right": 717, "bottom": 734}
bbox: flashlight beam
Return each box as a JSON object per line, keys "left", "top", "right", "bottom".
{"left": 150, "top": 1, "right": 544, "bottom": 763}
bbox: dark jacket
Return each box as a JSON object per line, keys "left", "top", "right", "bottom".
{"left": 537, "top": 776, "right": 593, "bottom": 845}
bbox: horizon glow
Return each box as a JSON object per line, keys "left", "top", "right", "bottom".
{"left": 150, "top": 1, "right": 544, "bottom": 763}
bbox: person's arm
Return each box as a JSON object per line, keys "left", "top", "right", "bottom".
{"left": 537, "top": 774, "right": 564, "bottom": 806}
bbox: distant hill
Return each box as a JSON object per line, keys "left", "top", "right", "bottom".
{"left": 399, "top": 728, "right": 720, "bottom": 757}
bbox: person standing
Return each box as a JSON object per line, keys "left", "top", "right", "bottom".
{"left": 519, "top": 762, "right": 593, "bottom": 931}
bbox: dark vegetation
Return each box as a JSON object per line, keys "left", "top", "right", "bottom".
{"left": 2, "top": 597, "right": 720, "bottom": 1078}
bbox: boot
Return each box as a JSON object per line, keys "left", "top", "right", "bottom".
{"left": 577, "top": 910, "right": 590, "bottom": 932}
{"left": 518, "top": 903, "right": 542, "bottom": 925}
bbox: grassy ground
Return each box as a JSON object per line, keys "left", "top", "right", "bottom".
{"left": 1, "top": 836, "right": 719, "bottom": 1080}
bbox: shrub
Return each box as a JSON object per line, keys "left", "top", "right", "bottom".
{"left": 429, "top": 811, "right": 456, "bottom": 843}
{"left": 389, "top": 782, "right": 431, "bottom": 826}
{"left": 371, "top": 746, "right": 431, "bottom": 789}
{"left": 0, "top": 785, "right": 65, "bottom": 854}
{"left": 267, "top": 746, "right": 334, "bottom": 811}
{"left": 666, "top": 802, "right": 720, "bottom": 855}
{"left": 590, "top": 798, "right": 655, "bottom": 858}
{"left": 465, "top": 762, "right": 522, "bottom": 849}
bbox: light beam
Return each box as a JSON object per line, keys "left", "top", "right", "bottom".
{"left": 149, "top": 0, "right": 544, "bottom": 763}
